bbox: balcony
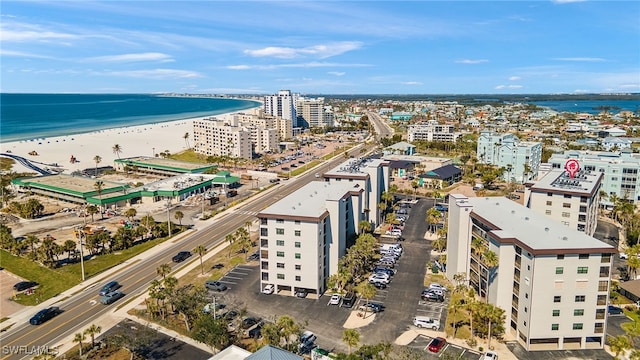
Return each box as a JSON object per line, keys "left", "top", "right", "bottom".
{"left": 260, "top": 239, "right": 268, "bottom": 248}
{"left": 260, "top": 250, "right": 269, "bottom": 260}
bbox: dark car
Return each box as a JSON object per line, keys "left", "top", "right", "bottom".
{"left": 358, "top": 302, "right": 384, "bottom": 313}
{"left": 100, "top": 290, "right": 125, "bottom": 305}
{"left": 98, "top": 281, "right": 121, "bottom": 296}
{"left": 223, "top": 310, "right": 239, "bottom": 321}
{"left": 29, "top": 307, "right": 61, "bottom": 325}
{"left": 428, "top": 337, "right": 447, "bottom": 353}
{"left": 341, "top": 292, "right": 356, "bottom": 308}
{"left": 608, "top": 305, "right": 624, "bottom": 315}
{"left": 14, "top": 281, "right": 38, "bottom": 292}
{"left": 422, "top": 292, "right": 444, "bottom": 302}
{"left": 295, "top": 289, "right": 308, "bottom": 298}
{"left": 205, "top": 280, "right": 228, "bottom": 292}
{"left": 241, "top": 317, "right": 261, "bottom": 330}
{"left": 373, "top": 267, "right": 396, "bottom": 277}
{"left": 434, "top": 204, "right": 448, "bottom": 212}
{"left": 248, "top": 322, "right": 264, "bottom": 339}
{"left": 372, "top": 282, "right": 387, "bottom": 290}
{"left": 172, "top": 251, "right": 192, "bottom": 263}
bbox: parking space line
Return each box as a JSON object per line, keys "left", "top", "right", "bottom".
{"left": 222, "top": 275, "right": 244, "bottom": 280}
{"left": 220, "top": 280, "right": 237, "bottom": 285}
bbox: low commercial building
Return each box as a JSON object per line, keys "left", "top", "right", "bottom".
{"left": 257, "top": 182, "right": 364, "bottom": 297}
{"left": 447, "top": 194, "right": 616, "bottom": 351}
{"left": 114, "top": 156, "right": 217, "bottom": 176}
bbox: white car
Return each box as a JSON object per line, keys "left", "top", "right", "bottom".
{"left": 483, "top": 350, "right": 499, "bottom": 360}
{"left": 369, "top": 274, "right": 390, "bottom": 284}
{"left": 413, "top": 316, "right": 440, "bottom": 330}
{"left": 262, "top": 284, "right": 275, "bottom": 294}
{"left": 429, "top": 283, "right": 448, "bottom": 292}
{"left": 328, "top": 294, "right": 342, "bottom": 306}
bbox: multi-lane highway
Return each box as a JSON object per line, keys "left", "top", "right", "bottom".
{"left": 0, "top": 140, "right": 376, "bottom": 360}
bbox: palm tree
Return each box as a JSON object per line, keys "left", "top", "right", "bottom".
{"left": 174, "top": 210, "right": 184, "bottom": 226}
{"left": 26, "top": 234, "right": 40, "bottom": 258}
{"left": 183, "top": 132, "right": 190, "bottom": 148}
{"left": 93, "top": 155, "right": 102, "bottom": 176}
{"left": 156, "top": 263, "right": 171, "bottom": 279}
{"left": 356, "top": 281, "right": 377, "bottom": 318}
{"left": 93, "top": 181, "right": 105, "bottom": 218}
{"left": 342, "top": 329, "right": 360, "bottom": 355}
{"left": 482, "top": 250, "right": 499, "bottom": 301}
{"left": 194, "top": 244, "right": 207, "bottom": 275}
{"left": 608, "top": 335, "right": 631, "bottom": 359}
{"left": 465, "top": 288, "right": 479, "bottom": 344}
{"left": 112, "top": 144, "right": 123, "bottom": 160}
{"left": 358, "top": 220, "right": 371, "bottom": 234}
{"left": 426, "top": 208, "right": 442, "bottom": 233}
{"left": 86, "top": 204, "right": 99, "bottom": 222}
{"left": 73, "top": 332, "right": 85, "bottom": 356}
{"left": 124, "top": 208, "right": 137, "bottom": 221}
{"left": 483, "top": 304, "right": 503, "bottom": 350}
{"left": 84, "top": 323, "right": 102, "bottom": 348}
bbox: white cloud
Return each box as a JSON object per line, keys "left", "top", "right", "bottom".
{"left": 0, "top": 49, "right": 57, "bottom": 59}
{"left": 244, "top": 41, "right": 362, "bottom": 59}
{"left": 553, "top": 57, "right": 606, "bottom": 62}
{"left": 508, "top": 76, "right": 521, "bottom": 81}
{"left": 552, "top": 0, "right": 587, "bottom": 3}
{"left": 106, "top": 69, "right": 201, "bottom": 79}
{"left": 84, "top": 52, "right": 174, "bottom": 63}
{"left": 0, "top": 25, "right": 78, "bottom": 43}
{"left": 401, "top": 81, "right": 423, "bottom": 85}
{"left": 328, "top": 71, "right": 345, "bottom": 76}
{"left": 226, "top": 62, "right": 371, "bottom": 70}
{"left": 455, "top": 59, "right": 489, "bottom": 64}
{"left": 495, "top": 84, "right": 523, "bottom": 89}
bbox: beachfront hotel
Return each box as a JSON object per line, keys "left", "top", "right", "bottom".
{"left": 192, "top": 118, "right": 254, "bottom": 160}
{"left": 322, "top": 156, "right": 390, "bottom": 228}
{"left": 296, "top": 97, "right": 334, "bottom": 128}
{"left": 476, "top": 131, "right": 542, "bottom": 183}
{"left": 524, "top": 169, "right": 602, "bottom": 236}
{"left": 257, "top": 181, "right": 364, "bottom": 297}
{"left": 548, "top": 150, "right": 640, "bottom": 205}
{"left": 263, "top": 90, "right": 299, "bottom": 127}
{"left": 446, "top": 194, "right": 615, "bottom": 351}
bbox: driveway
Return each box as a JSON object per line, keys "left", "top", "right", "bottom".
{"left": 0, "top": 269, "right": 27, "bottom": 319}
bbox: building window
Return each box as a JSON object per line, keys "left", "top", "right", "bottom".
{"left": 579, "top": 254, "right": 589, "bottom": 259}
{"left": 276, "top": 228, "right": 284, "bottom": 235}
{"left": 261, "top": 228, "right": 268, "bottom": 236}
{"left": 276, "top": 251, "right": 285, "bottom": 257}
{"left": 574, "top": 309, "right": 584, "bottom": 316}
{"left": 260, "top": 218, "right": 267, "bottom": 225}
{"left": 597, "top": 295, "right": 607, "bottom": 305}
{"left": 600, "top": 266, "right": 610, "bottom": 277}
{"left": 562, "top": 212, "right": 571, "bottom": 218}
{"left": 557, "top": 254, "right": 564, "bottom": 260}
{"left": 573, "top": 323, "right": 583, "bottom": 330}
{"left": 295, "top": 276, "right": 301, "bottom": 281}
{"left": 295, "top": 220, "right": 301, "bottom": 224}
{"left": 546, "top": 200, "right": 553, "bottom": 206}
{"left": 594, "top": 323, "right": 604, "bottom": 333}
{"left": 547, "top": 192, "right": 553, "bottom": 197}
{"left": 277, "top": 273, "right": 285, "bottom": 280}
{"left": 545, "top": 210, "right": 552, "bottom": 215}
{"left": 556, "top": 267, "right": 564, "bottom": 274}
{"left": 579, "top": 206, "right": 587, "bottom": 212}
{"left": 295, "top": 264, "right": 301, "bottom": 270}
{"left": 276, "top": 240, "right": 285, "bottom": 246}
{"left": 575, "top": 295, "right": 586, "bottom": 302}
{"left": 295, "top": 241, "right": 301, "bottom": 248}
{"left": 563, "top": 203, "right": 571, "bottom": 208}
{"left": 552, "top": 324, "right": 559, "bottom": 331}
{"left": 294, "top": 230, "right": 301, "bottom": 236}
{"left": 295, "top": 253, "right": 301, "bottom": 259}
{"left": 577, "top": 267, "right": 588, "bottom": 274}
{"left": 552, "top": 310, "right": 560, "bottom": 317}
{"left": 276, "top": 219, "right": 284, "bottom": 224}
{"left": 598, "top": 281, "right": 608, "bottom": 292}
{"left": 277, "top": 263, "right": 285, "bottom": 268}
{"left": 554, "top": 296, "right": 561, "bottom": 303}
{"left": 596, "top": 308, "right": 606, "bottom": 319}
{"left": 601, "top": 254, "right": 611, "bottom": 263}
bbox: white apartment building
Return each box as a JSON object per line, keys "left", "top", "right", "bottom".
{"left": 192, "top": 118, "right": 253, "bottom": 160}
{"left": 297, "top": 97, "right": 332, "bottom": 128}
{"left": 477, "top": 131, "right": 542, "bottom": 183}
{"left": 548, "top": 150, "right": 640, "bottom": 205}
{"left": 407, "top": 122, "right": 460, "bottom": 142}
{"left": 323, "top": 157, "right": 390, "bottom": 228}
{"left": 257, "top": 182, "right": 364, "bottom": 297}
{"left": 524, "top": 169, "right": 602, "bottom": 236}
{"left": 264, "top": 90, "right": 298, "bottom": 127}
{"left": 447, "top": 194, "right": 615, "bottom": 351}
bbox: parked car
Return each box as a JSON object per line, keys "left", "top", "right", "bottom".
{"left": 328, "top": 294, "right": 342, "bottom": 306}
{"left": 608, "top": 305, "right": 624, "bottom": 315}
{"left": 373, "top": 267, "right": 396, "bottom": 277}
{"left": 98, "top": 281, "right": 121, "bottom": 296}
{"left": 29, "top": 307, "right": 62, "bottom": 325}
{"left": 434, "top": 204, "right": 448, "bottom": 212}
{"left": 100, "top": 290, "right": 125, "bottom": 305}
{"left": 376, "top": 260, "right": 395, "bottom": 268}
{"left": 172, "top": 251, "right": 192, "bottom": 263}
{"left": 341, "top": 292, "right": 356, "bottom": 308}
{"left": 372, "top": 281, "right": 387, "bottom": 289}
{"left": 295, "top": 289, "right": 308, "bottom": 298}
{"left": 368, "top": 274, "right": 390, "bottom": 284}
{"left": 205, "top": 280, "right": 228, "bottom": 292}
{"left": 429, "top": 283, "right": 448, "bottom": 292}
{"left": 262, "top": 284, "right": 275, "bottom": 294}
{"left": 248, "top": 322, "right": 264, "bottom": 339}
{"left": 241, "top": 317, "right": 261, "bottom": 330}
{"left": 423, "top": 288, "right": 444, "bottom": 297}
{"left": 422, "top": 292, "right": 444, "bottom": 302}
{"left": 358, "top": 302, "right": 384, "bottom": 313}
{"left": 428, "top": 337, "right": 447, "bottom": 353}
{"left": 13, "top": 281, "right": 38, "bottom": 292}
{"left": 483, "top": 351, "right": 499, "bottom": 360}
{"left": 413, "top": 316, "right": 440, "bottom": 330}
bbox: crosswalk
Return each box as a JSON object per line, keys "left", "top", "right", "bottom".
{"left": 235, "top": 210, "right": 259, "bottom": 216}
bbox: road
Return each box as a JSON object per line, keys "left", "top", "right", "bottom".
{"left": 366, "top": 111, "right": 393, "bottom": 139}
{"left": 0, "top": 143, "right": 374, "bottom": 360}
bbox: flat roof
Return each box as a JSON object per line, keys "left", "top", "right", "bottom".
{"left": 465, "top": 196, "right": 614, "bottom": 252}
{"left": 115, "top": 156, "right": 216, "bottom": 172}
{"left": 530, "top": 169, "right": 601, "bottom": 195}
{"left": 13, "top": 174, "right": 126, "bottom": 195}
{"left": 259, "top": 181, "right": 361, "bottom": 219}
{"left": 324, "top": 157, "right": 386, "bottom": 178}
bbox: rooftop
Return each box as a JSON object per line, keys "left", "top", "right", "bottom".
{"left": 259, "top": 181, "right": 361, "bottom": 219}
{"left": 461, "top": 196, "right": 614, "bottom": 252}
{"left": 324, "top": 157, "right": 386, "bottom": 178}
{"left": 529, "top": 169, "right": 601, "bottom": 195}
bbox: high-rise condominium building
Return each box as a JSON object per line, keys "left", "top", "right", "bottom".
{"left": 477, "top": 131, "right": 542, "bottom": 183}
{"left": 264, "top": 90, "right": 298, "bottom": 127}
{"left": 192, "top": 118, "right": 252, "bottom": 160}
{"left": 408, "top": 122, "right": 460, "bottom": 142}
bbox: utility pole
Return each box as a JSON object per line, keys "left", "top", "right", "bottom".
{"left": 166, "top": 197, "right": 172, "bottom": 236}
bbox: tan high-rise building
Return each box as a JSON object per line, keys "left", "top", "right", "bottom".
{"left": 192, "top": 118, "right": 252, "bottom": 160}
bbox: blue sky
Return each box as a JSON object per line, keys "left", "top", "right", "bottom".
{"left": 1, "top": 1, "right": 639, "bottom": 94}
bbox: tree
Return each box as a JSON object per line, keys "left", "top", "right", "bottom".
{"left": 93, "top": 181, "right": 105, "bottom": 217}
{"left": 191, "top": 316, "right": 229, "bottom": 353}
{"left": 156, "top": 263, "right": 172, "bottom": 279}
{"left": 356, "top": 281, "right": 377, "bottom": 318}
{"left": 93, "top": 155, "right": 102, "bottom": 176}
{"left": 84, "top": 323, "right": 102, "bottom": 348}
{"left": 482, "top": 250, "right": 499, "bottom": 301}
{"left": 194, "top": 244, "right": 207, "bottom": 275}
{"left": 358, "top": 220, "right": 371, "bottom": 234}
{"left": 174, "top": 210, "right": 184, "bottom": 226}
{"left": 225, "top": 233, "right": 236, "bottom": 258}
{"left": 183, "top": 132, "right": 190, "bottom": 148}
{"left": 425, "top": 208, "right": 442, "bottom": 233}
{"left": 64, "top": 239, "right": 77, "bottom": 260}
{"left": 608, "top": 335, "right": 632, "bottom": 359}
{"left": 112, "top": 144, "right": 123, "bottom": 160}
{"left": 86, "top": 204, "right": 99, "bottom": 222}
{"left": 124, "top": 208, "right": 137, "bottom": 221}
{"left": 26, "top": 234, "right": 40, "bottom": 258}
{"left": 342, "top": 329, "right": 360, "bottom": 355}
{"left": 276, "top": 315, "right": 302, "bottom": 352}
{"left": 73, "top": 332, "right": 85, "bottom": 357}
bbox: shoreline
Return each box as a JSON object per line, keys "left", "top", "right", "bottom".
{"left": 1, "top": 112, "right": 240, "bottom": 175}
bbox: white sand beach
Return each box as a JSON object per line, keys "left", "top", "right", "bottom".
{"left": 1, "top": 115, "right": 226, "bottom": 174}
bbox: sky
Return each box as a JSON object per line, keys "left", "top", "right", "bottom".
{"left": 1, "top": 1, "right": 639, "bottom": 95}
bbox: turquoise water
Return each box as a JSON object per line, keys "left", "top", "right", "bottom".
{"left": 0, "top": 94, "right": 260, "bottom": 142}
{"left": 532, "top": 99, "right": 640, "bottom": 114}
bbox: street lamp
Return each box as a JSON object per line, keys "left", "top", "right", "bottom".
{"left": 166, "top": 197, "right": 172, "bottom": 236}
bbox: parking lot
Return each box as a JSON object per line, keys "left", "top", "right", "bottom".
{"left": 407, "top": 334, "right": 482, "bottom": 359}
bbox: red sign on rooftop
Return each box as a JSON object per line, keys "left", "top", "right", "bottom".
{"left": 564, "top": 159, "right": 580, "bottom": 178}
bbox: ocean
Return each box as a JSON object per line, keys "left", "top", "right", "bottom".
{"left": 532, "top": 99, "right": 640, "bottom": 114}
{"left": 0, "top": 94, "right": 261, "bottom": 143}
